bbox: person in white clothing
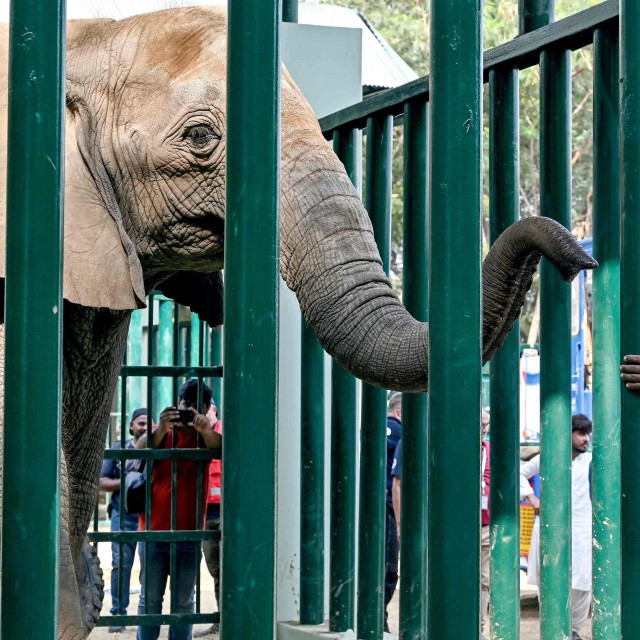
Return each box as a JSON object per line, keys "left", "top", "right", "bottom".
{"left": 520, "top": 414, "right": 592, "bottom": 640}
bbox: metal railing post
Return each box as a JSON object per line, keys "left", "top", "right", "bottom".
{"left": 539, "top": 17, "right": 573, "bottom": 640}
{"left": 488, "top": 63, "right": 521, "bottom": 640}
{"left": 518, "top": 0, "right": 554, "bottom": 34}
{"left": 127, "top": 310, "right": 144, "bottom": 411}
{"left": 283, "top": 0, "right": 298, "bottom": 24}
{"left": 621, "top": 0, "right": 640, "bottom": 635}
{"left": 399, "top": 97, "right": 428, "bottom": 640}
{"left": 427, "top": 0, "right": 483, "bottom": 637}
{"left": 329, "top": 127, "right": 359, "bottom": 633}
{"left": 592, "top": 22, "right": 621, "bottom": 640}
{"left": 300, "top": 319, "right": 325, "bottom": 625}
{"left": 1, "top": 0, "right": 66, "bottom": 637}
{"left": 158, "top": 299, "right": 174, "bottom": 410}
{"left": 357, "top": 114, "right": 393, "bottom": 640}
{"left": 222, "top": 0, "right": 281, "bottom": 636}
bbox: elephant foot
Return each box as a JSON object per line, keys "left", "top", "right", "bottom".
{"left": 77, "top": 539, "right": 104, "bottom": 636}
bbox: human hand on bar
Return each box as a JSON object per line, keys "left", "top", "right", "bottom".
{"left": 621, "top": 355, "right": 640, "bottom": 390}
{"left": 526, "top": 494, "right": 540, "bottom": 515}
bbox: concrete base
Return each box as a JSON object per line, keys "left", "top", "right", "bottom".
{"left": 278, "top": 622, "right": 398, "bottom": 640}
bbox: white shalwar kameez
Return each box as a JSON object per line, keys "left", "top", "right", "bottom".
{"left": 520, "top": 452, "right": 592, "bottom": 635}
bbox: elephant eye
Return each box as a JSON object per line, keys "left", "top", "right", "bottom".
{"left": 183, "top": 124, "right": 218, "bottom": 151}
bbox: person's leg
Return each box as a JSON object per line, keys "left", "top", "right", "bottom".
{"left": 194, "top": 518, "right": 221, "bottom": 637}
{"left": 168, "top": 542, "right": 199, "bottom": 640}
{"left": 138, "top": 541, "right": 147, "bottom": 614}
{"left": 117, "top": 517, "right": 139, "bottom": 614}
{"left": 571, "top": 589, "right": 591, "bottom": 636}
{"left": 110, "top": 509, "right": 123, "bottom": 616}
{"left": 480, "top": 526, "right": 491, "bottom": 635}
{"left": 136, "top": 542, "right": 170, "bottom": 640}
{"left": 384, "top": 503, "right": 399, "bottom": 633}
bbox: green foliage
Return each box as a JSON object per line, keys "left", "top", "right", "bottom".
{"left": 318, "top": 0, "right": 603, "bottom": 331}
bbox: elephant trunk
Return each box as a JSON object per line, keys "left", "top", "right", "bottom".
{"left": 481, "top": 216, "right": 597, "bottom": 363}
{"left": 280, "top": 133, "right": 596, "bottom": 392}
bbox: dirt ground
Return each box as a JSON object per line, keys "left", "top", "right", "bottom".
{"left": 89, "top": 545, "right": 591, "bottom": 640}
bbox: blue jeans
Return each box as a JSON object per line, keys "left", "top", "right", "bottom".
{"left": 136, "top": 541, "right": 198, "bottom": 640}
{"left": 110, "top": 508, "right": 144, "bottom": 615}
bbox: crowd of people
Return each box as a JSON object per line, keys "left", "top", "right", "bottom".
{"left": 102, "top": 381, "right": 597, "bottom": 639}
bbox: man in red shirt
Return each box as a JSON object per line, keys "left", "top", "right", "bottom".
{"left": 136, "top": 379, "right": 221, "bottom": 640}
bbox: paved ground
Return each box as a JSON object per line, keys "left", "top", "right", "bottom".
{"left": 89, "top": 543, "right": 591, "bottom": 640}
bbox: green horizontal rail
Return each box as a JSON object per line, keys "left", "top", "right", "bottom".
{"left": 88, "top": 530, "right": 220, "bottom": 543}
{"left": 120, "top": 365, "right": 222, "bottom": 378}
{"left": 103, "top": 448, "right": 221, "bottom": 460}
{"left": 318, "top": 0, "right": 616, "bottom": 135}
{"left": 96, "top": 613, "right": 220, "bottom": 627}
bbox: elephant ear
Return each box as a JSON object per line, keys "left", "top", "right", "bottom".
{"left": 0, "top": 18, "right": 145, "bottom": 318}
{"left": 156, "top": 271, "right": 224, "bottom": 328}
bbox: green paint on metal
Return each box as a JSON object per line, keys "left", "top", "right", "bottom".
{"left": 329, "top": 127, "right": 359, "bottom": 633}
{"left": 222, "top": 0, "right": 280, "bottom": 636}
{"left": 357, "top": 114, "right": 393, "bottom": 640}
{"left": 283, "top": 0, "right": 298, "bottom": 23}
{"left": 427, "top": 0, "right": 482, "bottom": 637}
{"left": 300, "top": 320, "right": 325, "bottom": 625}
{"left": 621, "top": 0, "right": 640, "bottom": 635}
{"left": 158, "top": 300, "right": 174, "bottom": 412}
{"left": 127, "top": 310, "right": 144, "bottom": 412}
{"left": 399, "top": 97, "right": 428, "bottom": 640}
{"left": 211, "top": 327, "right": 223, "bottom": 409}
{"left": 488, "top": 65, "right": 521, "bottom": 640}
{"left": 539, "top": 45, "right": 573, "bottom": 640}
{"left": 1, "top": 0, "right": 66, "bottom": 637}
{"left": 592, "top": 24, "right": 621, "bottom": 640}
{"left": 519, "top": 0, "right": 555, "bottom": 34}
{"left": 191, "top": 312, "right": 201, "bottom": 366}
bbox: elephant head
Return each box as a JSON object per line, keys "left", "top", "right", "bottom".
{"left": 0, "top": 7, "right": 595, "bottom": 391}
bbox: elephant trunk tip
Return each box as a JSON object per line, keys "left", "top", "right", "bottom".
{"left": 556, "top": 251, "right": 598, "bottom": 283}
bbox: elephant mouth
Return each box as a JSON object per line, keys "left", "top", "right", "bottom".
{"left": 190, "top": 213, "right": 224, "bottom": 238}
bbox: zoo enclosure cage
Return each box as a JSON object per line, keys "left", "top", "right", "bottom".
{"left": 1, "top": 1, "right": 639, "bottom": 640}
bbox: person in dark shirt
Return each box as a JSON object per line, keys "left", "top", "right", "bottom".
{"left": 384, "top": 393, "right": 402, "bottom": 632}
{"left": 100, "top": 408, "right": 150, "bottom": 632}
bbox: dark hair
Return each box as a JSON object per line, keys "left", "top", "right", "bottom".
{"left": 572, "top": 413, "right": 592, "bottom": 433}
{"left": 178, "top": 378, "right": 213, "bottom": 408}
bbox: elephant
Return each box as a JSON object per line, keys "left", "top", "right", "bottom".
{"left": 0, "top": 7, "right": 596, "bottom": 639}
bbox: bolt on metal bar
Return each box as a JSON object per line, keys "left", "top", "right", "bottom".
{"left": 328, "top": 126, "right": 359, "bottom": 633}
{"left": 427, "top": 0, "right": 483, "bottom": 638}
{"left": 539, "top": 45, "right": 573, "bottom": 640}
{"left": 488, "top": 64, "right": 521, "bottom": 640}
{"left": 222, "top": 0, "right": 281, "bottom": 636}
{"left": 1, "top": 0, "right": 66, "bottom": 636}
{"left": 621, "top": 0, "right": 640, "bottom": 635}
{"left": 591, "top": 23, "right": 621, "bottom": 640}
{"left": 519, "top": 0, "right": 555, "bottom": 34}
{"left": 299, "top": 319, "right": 325, "bottom": 625}
{"left": 398, "top": 97, "right": 428, "bottom": 640}
{"left": 357, "top": 114, "right": 393, "bottom": 640}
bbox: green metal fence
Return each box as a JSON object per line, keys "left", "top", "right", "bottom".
{"left": 1, "top": 0, "right": 636, "bottom": 639}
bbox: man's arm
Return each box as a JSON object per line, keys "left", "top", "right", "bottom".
{"left": 192, "top": 412, "right": 222, "bottom": 449}
{"left": 520, "top": 454, "right": 541, "bottom": 512}
{"left": 99, "top": 454, "right": 120, "bottom": 491}
{"left": 392, "top": 477, "right": 402, "bottom": 539}
{"left": 136, "top": 407, "right": 177, "bottom": 449}
{"left": 99, "top": 477, "right": 121, "bottom": 492}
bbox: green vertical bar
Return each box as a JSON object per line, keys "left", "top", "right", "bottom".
{"left": 211, "top": 326, "right": 223, "bottom": 408}
{"left": 592, "top": 25, "right": 621, "bottom": 640}
{"left": 488, "top": 65, "right": 520, "bottom": 640}
{"left": 191, "top": 312, "right": 201, "bottom": 366}
{"left": 539, "top": 46, "right": 573, "bottom": 640}
{"left": 329, "top": 127, "right": 358, "bottom": 633}
{"left": 399, "top": 97, "right": 428, "bottom": 640}
{"left": 1, "top": 0, "right": 66, "bottom": 637}
{"left": 127, "top": 310, "right": 143, "bottom": 411}
{"left": 427, "top": 0, "right": 482, "bottom": 637}
{"left": 222, "top": 0, "right": 280, "bottom": 636}
{"left": 357, "top": 114, "right": 392, "bottom": 640}
{"left": 621, "top": 0, "right": 640, "bottom": 636}
{"left": 158, "top": 300, "right": 173, "bottom": 410}
{"left": 282, "top": 0, "right": 297, "bottom": 23}
{"left": 518, "top": 0, "right": 554, "bottom": 34}
{"left": 299, "top": 320, "right": 325, "bottom": 625}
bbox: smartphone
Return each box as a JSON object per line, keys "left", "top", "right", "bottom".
{"left": 177, "top": 409, "right": 194, "bottom": 426}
